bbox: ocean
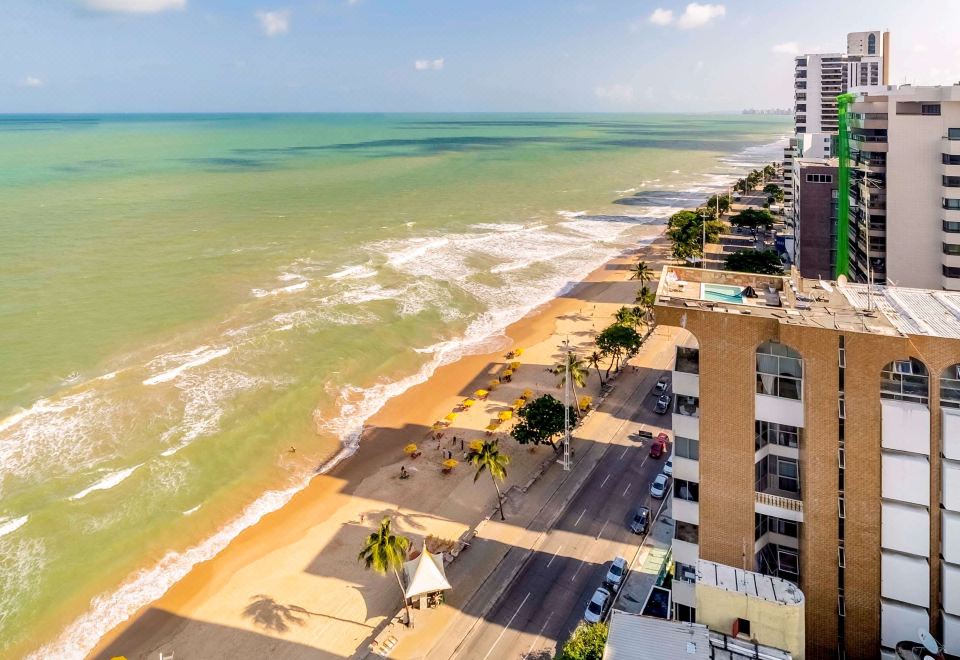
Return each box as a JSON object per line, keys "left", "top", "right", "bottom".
{"left": 0, "top": 113, "right": 788, "bottom": 657}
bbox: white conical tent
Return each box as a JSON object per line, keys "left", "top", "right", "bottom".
{"left": 403, "top": 547, "right": 451, "bottom": 600}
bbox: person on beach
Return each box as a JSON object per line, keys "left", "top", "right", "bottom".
{"left": 400, "top": 466, "right": 409, "bottom": 480}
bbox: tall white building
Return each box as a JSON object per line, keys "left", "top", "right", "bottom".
{"left": 847, "top": 83, "right": 960, "bottom": 289}
{"left": 794, "top": 31, "right": 888, "bottom": 159}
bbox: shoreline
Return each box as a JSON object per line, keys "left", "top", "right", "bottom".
{"left": 83, "top": 228, "right": 673, "bottom": 659}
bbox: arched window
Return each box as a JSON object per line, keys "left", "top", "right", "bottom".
{"left": 868, "top": 33, "right": 877, "bottom": 55}
{"left": 880, "top": 358, "right": 928, "bottom": 405}
{"left": 756, "top": 342, "right": 803, "bottom": 400}
{"left": 942, "top": 364, "right": 960, "bottom": 408}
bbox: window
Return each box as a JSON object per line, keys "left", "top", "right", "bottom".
{"left": 755, "top": 421, "right": 800, "bottom": 450}
{"left": 945, "top": 199, "right": 960, "bottom": 210}
{"left": 941, "top": 364, "right": 960, "bottom": 409}
{"left": 880, "top": 358, "right": 929, "bottom": 405}
{"left": 867, "top": 33, "right": 877, "bottom": 55}
{"left": 945, "top": 176, "right": 960, "bottom": 188}
{"left": 756, "top": 342, "right": 803, "bottom": 400}
{"left": 839, "top": 396, "right": 846, "bottom": 419}
{"left": 838, "top": 447, "right": 845, "bottom": 469}
{"left": 674, "top": 479, "right": 699, "bottom": 502}
{"left": 944, "top": 243, "right": 960, "bottom": 256}
{"left": 674, "top": 395, "right": 699, "bottom": 417}
{"left": 675, "top": 436, "right": 699, "bottom": 460}
{"left": 774, "top": 457, "right": 800, "bottom": 493}
{"left": 777, "top": 549, "right": 800, "bottom": 577}
{"left": 944, "top": 220, "right": 960, "bottom": 233}
{"left": 806, "top": 173, "right": 833, "bottom": 183}
{"left": 839, "top": 545, "right": 846, "bottom": 568}
{"left": 675, "top": 347, "right": 699, "bottom": 374}
{"left": 948, "top": 128, "right": 960, "bottom": 140}
{"left": 945, "top": 265, "right": 960, "bottom": 279}
{"left": 675, "top": 521, "right": 699, "bottom": 544}
{"left": 945, "top": 153, "right": 960, "bottom": 165}
{"left": 922, "top": 104, "right": 942, "bottom": 116}
{"left": 838, "top": 495, "right": 845, "bottom": 519}
{"left": 735, "top": 618, "right": 751, "bottom": 637}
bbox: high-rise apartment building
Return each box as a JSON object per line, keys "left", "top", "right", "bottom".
{"left": 846, "top": 84, "right": 960, "bottom": 289}
{"left": 792, "top": 158, "right": 838, "bottom": 279}
{"left": 654, "top": 265, "right": 960, "bottom": 660}
{"left": 794, "top": 31, "right": 888, "bottom": 159}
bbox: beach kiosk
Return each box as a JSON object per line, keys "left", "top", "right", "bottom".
{"left": 403, "top": 545, "right": 452, "bottom": 614}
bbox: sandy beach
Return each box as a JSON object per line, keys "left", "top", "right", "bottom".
{"left": 85, "top": 227, "right": 674, "bottom": 659}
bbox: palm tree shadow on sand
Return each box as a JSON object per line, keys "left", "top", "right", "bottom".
{"left": 242, "top": 595, "right": 323, "bottom": 633}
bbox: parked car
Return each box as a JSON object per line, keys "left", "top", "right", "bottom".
{"left": 630, "top": 506, "right": 651, "bottom": 535}
{"left": 584, "top": 586, "right": 611, "bottom": 623}
{"left": 604, "top": 556, "right": 628, "bottom": 590}
{"left": 663, "top": 457, "right": 673, "bottom": 477}
{"left": 654, "top": 394, "right": 671, "bottom": 414}
{"left": 649, "top": 433, "right": 669, "bottom": 458}
{"left": 654, "top": 376, "right": 669, "bottom": 394}
{"left": 650, "top": 473, "right": 669, "bottom": 499}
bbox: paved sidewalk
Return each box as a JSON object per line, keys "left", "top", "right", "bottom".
{"left": 365, "top": 328, "right": 679, "bottom": 659}
{"left": 616, "top": 499, "right": 673, "bottom": 615}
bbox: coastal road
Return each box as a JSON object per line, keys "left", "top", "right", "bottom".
{"left": 449, "top": 362, "right": 673, "bottom": 660}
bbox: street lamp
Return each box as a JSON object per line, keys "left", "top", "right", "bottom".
{"left": 699, "top": 209, "right": 710, "bottom": 270}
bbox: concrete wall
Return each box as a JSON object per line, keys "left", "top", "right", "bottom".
{"left": 795, "top": 163, "right": 838, "bottom": 279}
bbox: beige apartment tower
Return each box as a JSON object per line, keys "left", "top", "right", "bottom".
{"left": 655, "top": 266, "right": 960, "bottom": 659}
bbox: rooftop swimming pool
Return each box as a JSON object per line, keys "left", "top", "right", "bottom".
{"left": 702, "top": 283, "right": 745, "bottom": 303}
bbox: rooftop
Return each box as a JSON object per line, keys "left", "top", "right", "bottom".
{"left": 603, "top": 611, "right": 792, "bottom": 660}
{"left": 697, "top": 559, "right": 804, "bottom": 606}
{"left": 654, "top": 266, "right": 960, "bottom": 340}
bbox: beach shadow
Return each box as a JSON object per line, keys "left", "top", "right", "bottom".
{"left": 242, "top": 594, "right": 317, "bottom": 633}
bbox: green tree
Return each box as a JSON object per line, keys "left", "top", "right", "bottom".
{"left": 734, "top": 178, "right": 748, "bottom": 193}
{"left": 613, "top": 305, "right": 637, "bottom": 327}
{"left": 634, "top": 285, "right": 656, "bottom": 327}
{"left": 511, "top": 394, "right": 573, "bottom": 449}
{"left": 705, "top": 193, "right": 731, "bottom": 216}
{"left": 763, "top": 183, "right": 785, "bottom": 204}
{"left": 357, "top": 517, "right": 412, "bottom": 626}
{"left": 595, "top": 323, "right": 642, "bottom": 376}
{"left": 587, "top": 350, "right": 606, "bottom": 387}
{"left": 556, "top": 622, "right": 609, "bottom": 660}
{"left": 552, "top": 351, "right": 589, "bottom": 418}
{"left": 628, "top": 260, "right": 653, "bottom": 286}
{"left": 726, "top": 249, "right": 784, "bottom": 275}
{"left": 467, "top": 440, "right": 510, "bottom": 520}
{"left": 729, "top": 208, "right": 777, "bottom": 229}
{"left": 667, "top": 210, "right": 723, "bottom": 263}
{"left": 763, "top": 163, "right": 777, "bottom": 178}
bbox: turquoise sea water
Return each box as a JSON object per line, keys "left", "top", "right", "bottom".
{"left": 0, "top": 113, "right": 788, "bottom": 657}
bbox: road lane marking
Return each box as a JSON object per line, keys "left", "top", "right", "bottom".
{"left": 622, "top": 483, "right": 631, "bottom": 497}
{"left": 574, "top": 508, "right": 586, "bottom": 527}
{"left": 619, "top": 447, "right": 628, "bottom": 460}
{"left": 596, "top": 519, "right": 608, "bottom": 541}
{"left": 570, "top": 559, "right": 585, "bottom": 581}
{"left": 600, "top": 474, "right": 611, "bottom": 488}
{"left": 526, "top": 611, "right": 555, "bottom": 657}
{"left": 547, "top": 545, "right": 563, "bottom": 568}
{"left": 484, "top": 592, "right": 531, "bottom": 660}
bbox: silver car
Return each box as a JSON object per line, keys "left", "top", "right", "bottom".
{"left": 650, "top": 473, "right": 669, "bottom": 499}
{"left": 584, "top": 586, "right": 611, "bottom": 623}
{"left": 604, "top": 556, "right": 628, "bottom": 590}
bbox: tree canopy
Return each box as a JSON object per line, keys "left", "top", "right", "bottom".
{"left": 705, "top": 193, "right": 731, "bottom": 215}
{"left": 667, "top": 210, "right": 723, "bottom": 262}
{"left": 595, "top": 323, "right": 642, "bottom": 376}
{"left": 726, "top": 249, "right": 784, "bottom": 275}
{"left": 556, "top": 622, "right": 608, "bottom": 660}
{"left": 729, "top": 208, "right": 777, "bottom": 229}
{"left": 511, "top": 394, "right": 573, "bottom": 448}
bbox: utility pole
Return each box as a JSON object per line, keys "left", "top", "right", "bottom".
{"left": 700, "top": 210, "right": 709, "bottom": 269}
{"left": 561, "top": 339, "right": 572, "bottom": 471}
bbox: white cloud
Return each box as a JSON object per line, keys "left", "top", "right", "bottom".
{"left": 256, "top": 9, "right": 290, "bottom": 36}
{"left": 595, "top": 84, "right": 634, "bottom": 102}
{"left": 913, "top": 43, "right": 929, "bottom": 53}
{"left": 84, "top": 0, "right": 185, "bottom": 13}
{"left": 771, "top": 41, "right": 800, "bottom": 56}
{"left": 676, "top": 3, "right": 725, "bottom": 29}
{"left": 694, "top": 60, "right": 704, "bottom": 72}
{"left": 648, "top": 8, "right": 674, "bottom": 26}
{"left": 414, "top": 58, "right": 444, "bottom": 71}
{"left": 20, "top": 76, "right": 44, "bottom": 88}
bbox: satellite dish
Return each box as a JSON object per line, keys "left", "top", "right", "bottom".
{"left": 918, "top": 628, "right": 940, "bottom": 654}
{"left": 837, "top": 274, "right": 848, "bottom": 286}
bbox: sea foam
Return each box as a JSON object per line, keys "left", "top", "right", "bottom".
{"left": 142, "top": 348, "right": 232, "bottom": 386}
{"left": 68, "top": 464, "right": 143, "bottom": 501}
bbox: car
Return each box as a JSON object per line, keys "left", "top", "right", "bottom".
{"left": 649, "top": 433, "right": 668, "bottom": 458}
{"left": 584, "top": 586, "right": 611, "bottom": 623}
{"left": 654, "top": 394, "right": 671, "bottom": 414}
{"left": 654, "top": 376, "right": 669, "bottom": 394}
{"left": 604, "top": 556, "right": 628, "bottom": 590}
{"left": 663, "top": 457, "right": 673, "bottom": 477}
{"left": 650, "top": 473, "right": 669, "bottom": 499}
{"left": 630, "top": 506, "right": 651, "bottom": 534}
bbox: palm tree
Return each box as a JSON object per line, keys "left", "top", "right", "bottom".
{"left": 629, "top": 260, "right": 653, "bottom": 287}
{"left": 635, "top": 286, "right": 656, "bottom": 328}
{"left": 357, "top": 516, "right": 412, "bottom": 626}
{"left": 614, "top": 306, "right": 636, "bottom": 327}
{"left": 587, "top": 350, "right": 606, "bottom": 387}
{"left": 553, "top": 351, "right": 589, "bottom": 419}
{"left": 468, "top": 440, "right": 510, "bottom": 521}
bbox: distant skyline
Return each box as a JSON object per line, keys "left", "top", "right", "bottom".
{"left": 2, "top": 0, "right": 958, "bottom": 113}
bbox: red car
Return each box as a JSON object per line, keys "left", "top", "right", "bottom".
{"left": 649, "top": 433, "right": 669, "bottom": 458}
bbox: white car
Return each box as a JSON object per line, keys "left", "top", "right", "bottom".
{"left": 650, "top": 473, "right": 669, "bottom": 499}
{"left": 663, "top": 457, "right": 673, "bottom": 477}
{"left": 584, "top": 586, "right": 611, "bottom": 623}
{"left": 604, "top": 556, "right": 628, "bottom": 590}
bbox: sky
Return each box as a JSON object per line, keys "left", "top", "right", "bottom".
{"left": 2, "top": 0, "right": 959, "bottom": 113}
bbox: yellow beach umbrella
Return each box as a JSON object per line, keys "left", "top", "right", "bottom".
{"left": 488, "top": 379, "right": 499, "bottom": 390}
{"left": 442, "top": 458, "right": 458, "bottom": 470}
{"left": 404, "top": 443, "right": 418, "bottom": 454}
{"left": 498, "top": 410, "right": 513, "bottom": 422}
{"left": 463, "top": 398, "right": 476, "bottom": 408}
{"left": 485, "top": 423, "right": 500, "bottom": 432}
{"left": 444, "top": 412, "right": 458, "bottom": 422}
{"left": 475, "top": 389, "right": 489, "bottom": 398}
{"left": 469, "top": 439, "right": 485, "bottom": 451}
{"left": 502, "top": 369, "right": 513, "bottom": 378}
{"left": 522, "top": 389, "right": 534, "bottom": 399}
{"left": 512, "top": 398, "right": 525, "bottom": 410}
{"left": 514, "top": 348, "right": 524, "bottom": 356}
{"left": 578, "top": 395, "right": 593, "bottom": 411}
{"left": 510, "top": 361, "right": 521, "bottom": 370}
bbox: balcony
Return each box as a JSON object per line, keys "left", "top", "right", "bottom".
{"left": 755, "top": 491, "right": 804, "bottom": 522}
